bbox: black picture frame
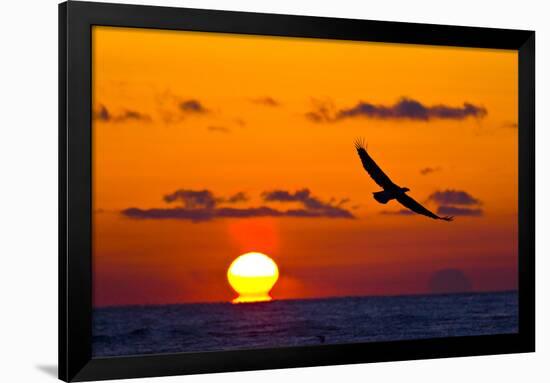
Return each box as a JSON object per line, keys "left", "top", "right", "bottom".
{"left": 59, "top": 1, "right": 535, "bottom": 381}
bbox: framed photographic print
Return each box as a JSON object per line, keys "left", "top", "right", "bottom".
{"left": 59, "top": 1, "right": 535, "bottom": 381}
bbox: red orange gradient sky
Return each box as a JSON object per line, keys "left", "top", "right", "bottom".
{"left": 92, "top": 26, "right": 518, "bottom": 307}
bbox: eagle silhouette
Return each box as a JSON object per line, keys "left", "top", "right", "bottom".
{"left": 354, "top": 138, "right": 453, "bottom": 221}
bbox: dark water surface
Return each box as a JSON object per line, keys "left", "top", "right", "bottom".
{"left": 92, "top": 291, "right": 517, "bottom": 357}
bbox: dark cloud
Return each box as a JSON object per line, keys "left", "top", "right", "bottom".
{"left": 155, "top": 92, "right": 210, "bottom": 123}
{"left": 222, "top": 191, "right": 249, "bottom": 203}
{"left": 380, "top": 209, "right": 416, "bottom": 216}
{"left": 122, "top": 205, "right": 353, "bottom": 221}
{"left": 122, "top": 188, "right": 354, "bottom": 222}
{"left": 163, "top": 189, "right": 248, "bottom": 208}
{"left": 251, "top": 97, "right": 280, "bottom": 107}
{"left": 163, "top": 189, "right": 217, "bottom": 209}
{"left": 262, "top": 189, "right": 310, "bottom": 203}
{"left": 94, "top": 105, "right": 111, "bottom": 121}
{"left": 92, "top": 105, "right": 151, "bottom": 123}
{"left": 304, "top": 99, "right": 337, "bottom": 122}
{"left": 429, "top": 269, "right": 472, "bottom": 294}
{"left": 118, "top": 110, "right": 151, "bottom": 122}
{"left": 305, "top": 106, "right": 333, "bottom": 123}
{"left": 179, "top": 99, "right": 208, "bottom": 114}
{"left": 260, "top": 188, "right": 354, "bottom": 218}
{"left": 428, "top": 189, "right": 480, "bottom": 206}
{"left": 420, "top": 166, "right": 441, "bottom": 175}
{"left": 337, "top": 98, "right": 487, "bottom": 121}
{"left": 437, "top": 205, "right": 483, "bottom": 217}
{"left": 338, "top": 198, "right": 350, "bottom": 205}
{"left": 307, "top": 98, "right": 487, "bottom": 123}
{"left": 305, "top": 112, "right": 323, "bottom": 123}
{"left": 381, "top": 189, "right": 483, "bottom": 218}
{"left": 207, "top": 126, "right": 231, "bottom": 133}
{"left": 429, "top": 189, "right": 484, "bottom": 217}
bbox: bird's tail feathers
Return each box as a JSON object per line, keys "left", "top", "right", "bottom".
{"left": 354, "top": 137, "right": 367, "bottom": 152}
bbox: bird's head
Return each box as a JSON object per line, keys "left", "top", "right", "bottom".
{"left": 401, "top": 187, "right": 410, "bottom": 193}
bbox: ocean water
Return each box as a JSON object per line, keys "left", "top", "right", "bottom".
{"left": 92, "top": 291, "right": 517, "bottom": 357}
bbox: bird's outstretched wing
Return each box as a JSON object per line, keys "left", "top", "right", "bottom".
{"left": 396, "top": 193, "right": 453, "bottom": 221}
{"left": 354, "top": 138, "right": 397, "bottom": 189}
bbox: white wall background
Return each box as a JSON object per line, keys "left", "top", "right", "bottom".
{"left": 0, "top": 0, "right": 547, "bottom": 381}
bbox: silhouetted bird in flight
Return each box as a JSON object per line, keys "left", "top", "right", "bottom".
{"left": 354, "top": 138, "right": 453, "bottom": 221}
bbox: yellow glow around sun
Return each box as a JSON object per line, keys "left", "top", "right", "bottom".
{"left": 227, "top": 252, "right": 279, "bottom": 303}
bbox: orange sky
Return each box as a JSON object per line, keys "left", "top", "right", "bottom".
{"left": 92, "top": 26, "right": 518, "bottom": 307}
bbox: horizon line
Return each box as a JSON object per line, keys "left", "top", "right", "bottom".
{"left": 93, "top": 288, "right": 518, "bottom": 309}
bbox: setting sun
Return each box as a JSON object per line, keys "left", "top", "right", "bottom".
{"left": 227, "top": 252, "right": 279, "bottom": 303}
